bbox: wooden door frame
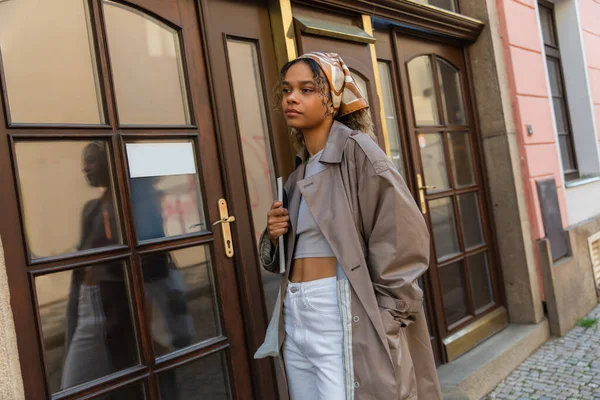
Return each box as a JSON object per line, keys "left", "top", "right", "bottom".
{"left": 198, "top": 0, "right": 294, "bottom": 398}
{"left": 0, "top": 0, "right": 258, "bottom": 398}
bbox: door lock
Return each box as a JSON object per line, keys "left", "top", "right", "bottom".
{"left": 214, "top": 199, "right": 235, "bottom": 258}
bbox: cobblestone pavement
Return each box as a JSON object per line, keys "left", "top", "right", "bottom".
{"left": 484, "top": 304, "right": 600, "bottom": 400}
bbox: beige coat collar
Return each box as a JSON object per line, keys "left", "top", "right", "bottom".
{"left": 295, "top": 120, "right": 352, "bottom": 167}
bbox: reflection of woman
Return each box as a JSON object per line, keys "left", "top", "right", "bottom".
{"left": 62, "top": 142, "right": 140, "bottom": 398}
{"left": 257, "top": 53, "right": 441, "bottom": 399}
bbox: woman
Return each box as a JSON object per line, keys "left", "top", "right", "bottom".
{"left": 257, "top": 52, "right": 442, "bottom": 399}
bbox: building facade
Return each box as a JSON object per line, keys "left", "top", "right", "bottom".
{"left": 497, "top": 0, "right": 600, "bottom": 341}
{"left": 0, "top": 0, "right": 597, "bottom": 399}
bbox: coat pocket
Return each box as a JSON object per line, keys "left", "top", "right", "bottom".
{"left": 379, "top": 308, "right": 418, "bottom": 399}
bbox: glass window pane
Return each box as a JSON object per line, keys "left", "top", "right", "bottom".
{"left": 437, "top": 59, "right": 466, "bottom": 126}
{"left": 142, "top": 245, "right": 221, "bottom": 358}
{"left": 539, "top": 6, "right": 556, "bottom": 47}
{"left": 449, "top": 132, "right": 475, "bottom": 187}
{"left": 103, "top": 1, "right": 190, "bottom": 125}
{"left": 126, "top": 141, "right": 206, "bottom": 242}
{"left": 95, "top": 382, "right": 146, "bottom": 400}
{"left": 558, "top": 135, "right": 576, "bottom": 172}
{"left": 419, "top": 133, "right": 450, "bottom": 191}
{"left": 439, "top": 261, "right": 469, "bottom": 327}
{"left": 14, "top": 141, "right": 123, "bottom": 260}
{"left": 377, "top": 61, "right": 406, "bottom": 178}
{"left": 351, "top": 72, "right": 370, "bottom": 105}
{"left": 412, "top": 0, "right": 457, "bottom": 13}
{"left": 429, "top": 197, "right": 460, "bottom": 259}
{"left": 553, "top": 97, "right": 568, "bottom": 133}
{"left": 407, "top": 56, "right": 440, "bottom": 126}
{"left": 546, "top": 58, "right": 562, "bottom": 97}
{"left": 35, "top": 263, "right": 139, "bottom": 394}
{"left": 158, "top": 352, "right": 231, "bottom": 400}
{"left": 0, "top": 0, "right": 103, "bottom": 124}
{"left": 467, "top": 252, "right": 494, "bottom": 312}
{"left": 225, "top": 39, "right": 280, "bottom": 315}
{"left": 458, "top": 192, "right": 485, "bottom": 249}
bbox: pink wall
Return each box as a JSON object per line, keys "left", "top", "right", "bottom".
{"left": 498, "top": 0, "right": 569, "bottom": 241}
{"left": 579, "top": 0, "right": 600, "bottom": 145}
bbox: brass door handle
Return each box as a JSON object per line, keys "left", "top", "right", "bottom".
{"left": 417, "top": 174, "right": 433, "bottom": 215}
{"left": 212, "top": 216, "right": 236, "bottom": 226}
{"left": 418, "top": 184, "right": 437, "bottom": 191}
{"left": 214, "top": 199, "right": 235, "bottom": 258}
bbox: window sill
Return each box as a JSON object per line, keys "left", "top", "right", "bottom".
{"left": 565, "top": 175, "right": 600, "bottom": 189}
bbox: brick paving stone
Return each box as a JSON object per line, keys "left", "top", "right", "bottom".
{"left": 484, "top": 304, "right": 600, "bottom": 400}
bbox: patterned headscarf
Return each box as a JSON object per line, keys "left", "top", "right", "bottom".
{"left": 298, "top": 52, "right": 369, "bottom": 118}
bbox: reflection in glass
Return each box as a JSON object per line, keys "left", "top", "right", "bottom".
{"left": 142, "top": 246, "right": 221, "bottom": 358}
{"left": 419, "top": 133, "right": 449, "bottom": 191}
{"left": 35, "top": 263, "right": 138, "bottom": 394}
{"left": 378, "top": 61, "right": 405, "bottom": 178}
{"left": 351, "top": 72, "right": 370, "bottom": 105}
{"left": 437, "top": 59, "right": 466, "bottom": 125}
{"left": 0, "top": 0, "right": 103, "bottom": 124}
{"left": 553, "top": 98, "right": 567, "bottom": 133}
{"left": 558, "top": 135, "right": 576, "bottom": 172}
{"left": 439, "top": 261, "right": 469, "bottom": 327}
{"left": 539, "top": 6, "right": 556, "bottom": 46}
{"left": 458, "top": 192, "right": 484, "bottom": 249}
{"left": 225, "top": 39, "right": 280, "bottom": 315}
{"left": 407, "top": 56, "right": 439, "bottom": 126}
{"left": 449, "top": 132, "right": 475, "bottom": 187}
{"left": 546, "top": 58, "right": 561, "bottom": 97}
{"left": 14, "top": 141, "right": 123, "bottom": 259}
{"left": 467, "top": 252, "right": 494, "bottom": 312}
{"left": 429, "top": 197, "right": 460, "bottom": 259}
{"left": 126, "top": 142, "right": 206, "bottom": 242}
{"left": 93, "top": 382, "right": 146, "bottom": 399}
{"left": 158, "top": 352, "right": 231, "bottom": 400}
{"left": 413, "top": 0, "right": 457, "bottom": 12}
{"left": 103, "top": 1, "right": 190, "bottom": 125}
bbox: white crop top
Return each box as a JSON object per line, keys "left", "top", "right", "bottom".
{"left": 293, "top": 150, "right": 336, "bottom": 260}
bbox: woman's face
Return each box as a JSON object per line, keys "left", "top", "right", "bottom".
{"left": 281, "top": 61, "right": 333, "bottom": 131}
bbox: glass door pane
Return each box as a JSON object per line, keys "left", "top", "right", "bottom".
{"left": 0, "top": 0, "right": 104, "bottom": 124}
{"left": 439, "top": 261, "right": 469, "bottom": 327}
{"left": 407, "top": 56, "right": 440, "bottom": 126}
{"left": 103, "top": 0, "right": 191, "bottom": 125}
{"left": 158, "top": 352, "right": 231, "bottom": 400}
{"left": 225, "top": 38, "right": 280, "bottom": 316}
{"left": 125, "top": 141, "right": 207, "bottom": 242}
{"left": 141, "top": 245, "right": 221, "bottom": 358}
{"left": 34, "top": 262, "right": 139, "bottom": 394}
{"left": 378, "top": 61, "right": 406, "bottom": 177}
{"left": 14, "top": 141, "right": 123, "bottom": 260}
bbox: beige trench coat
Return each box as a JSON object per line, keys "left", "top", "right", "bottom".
{"left": 258, "top": 121, "right": 442, "bottom": 399}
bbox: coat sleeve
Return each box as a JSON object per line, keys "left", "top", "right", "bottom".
{"left": 258, "top": 230, "right": 280, "bottom": 273}
{"left": 357, "top": 149, "right": 430, "bottom": 327}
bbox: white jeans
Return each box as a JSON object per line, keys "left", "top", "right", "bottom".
{"left": 283, "top": 277, "right": 346, "bottom": 400}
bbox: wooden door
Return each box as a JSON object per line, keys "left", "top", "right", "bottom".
{"left": 393, "top": 34, "right": 507, "bottom": 363}
{"left": 200, "top": 0, "right": 293, "bottom": 398}
{"left": 0, "top": 0, "right": 256, "bottom": 398}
